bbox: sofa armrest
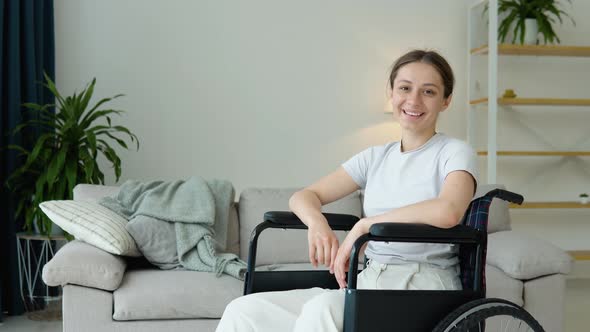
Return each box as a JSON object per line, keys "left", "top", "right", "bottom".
{"left": 487, "top": 231, "right": 572, "bottom": 280}
{"left": 42, "top": 240, "right": 127, "bottom": 291}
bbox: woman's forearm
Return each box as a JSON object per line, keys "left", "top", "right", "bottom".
{"left": 289, "top": 189, "right": 328, "bottom": 227}
{"left": 358, "top": 198, "right": 464, "bottom": 233}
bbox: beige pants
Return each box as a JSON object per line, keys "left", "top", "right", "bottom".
{"left": 215, "top": 261, "right": 462, "bottom": 332}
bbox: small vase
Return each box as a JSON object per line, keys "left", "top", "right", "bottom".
{"left": 33, "top": 220, "right": 64, "bottom": 236}
{"left": 524, "top": 19, "right": 538, "bottom": 45}
{"left": 581, "top": 197, "right": 589, "bottom": 204}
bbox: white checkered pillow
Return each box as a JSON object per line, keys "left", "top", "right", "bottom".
{"left": 39, "top": 200, "right": 140, "bottom": 256}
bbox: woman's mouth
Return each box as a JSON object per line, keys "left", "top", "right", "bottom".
{"left": 402, "top": 109, "right": 424, "bottom": 117}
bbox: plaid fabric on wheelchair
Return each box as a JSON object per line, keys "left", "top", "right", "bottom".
{"left": 458, "top": 196, "right": 493, "bottom": 293}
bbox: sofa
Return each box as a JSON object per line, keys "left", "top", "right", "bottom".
{"left": 42, "top": 183, "right": 572, "bottom": 332}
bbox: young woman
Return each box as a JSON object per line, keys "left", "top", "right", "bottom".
{"left": 216, "top": 49, "right": 478, "bottom": 332}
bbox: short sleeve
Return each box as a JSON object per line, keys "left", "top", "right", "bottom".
{"left": 342, "top": 147, "right": 374, "bottom": 189}
{"left": 443, "top": 142, "right": 479, "bottom": 188}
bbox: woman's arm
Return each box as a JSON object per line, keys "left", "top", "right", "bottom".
{"left": 333, "top": 170, "right": 475, "bottom": 288}
{"left": 357, "top": 170, "right": 476, "bottom": 232}
{"left": 289, "top": 166, "right": 360, "bottom": 271}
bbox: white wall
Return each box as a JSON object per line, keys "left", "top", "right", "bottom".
{"left": 54, "top": 1, "right": 590, "bottom": 249}
{"left": 54, "top": 0, "right": 470, "bottom": 192}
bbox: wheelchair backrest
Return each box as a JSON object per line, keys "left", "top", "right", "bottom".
{"left": 458, "top": 195, "right": 494, "bottom": 293}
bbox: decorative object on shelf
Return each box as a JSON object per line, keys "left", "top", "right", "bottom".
{"left": 580, "top": 193, "right": 589, "bottom": 204}
{"left": 502, "top": 89, "right": 517, "bottom": 98}
{"left": 492, "top": 0, "right": 576, "bottom": 45}
{"left": 5, "top": 74, "right": 140, "bottom": 236}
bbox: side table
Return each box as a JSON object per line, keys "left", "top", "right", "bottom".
{"left": 16, "top": 232, "right": 66, "bottom": 312}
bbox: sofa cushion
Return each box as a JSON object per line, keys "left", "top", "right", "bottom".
{"left": 113, "top": 269, "right": 243, "bottom": 320}
{"left": 485, "top": 264, "right": 524, "bottom": 306}
{"left": 238, "top": 188, "right": 362, "bottom": 265}
{"left": 42, "top": 240, "right": 127, "bottom": 291}
{"left": 40, "top": 200, "right": 141, "bottom": 256}
{"left": 488, "top": 231, "right": 572, "bottom": 280}
{"left": 474, "top": 184, "right": 512, "bottom": 233}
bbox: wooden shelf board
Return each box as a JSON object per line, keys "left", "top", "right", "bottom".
{"left": 509, "top": 202, "right": 590, "bottom": 209}
{"left": 470, "top": 97, "right": 590, "bottom": 106}
{"left": 471, "top": 44, "right": 590, "bottom": 57}
{"left": 478, "top": 151, "right": 590, "bottom": 157}
{"left": 569, "top": 251, "right": 590, "bottom": 261}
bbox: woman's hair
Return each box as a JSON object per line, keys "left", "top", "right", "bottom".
{"left": 388, "top": 50, "right": 455, "bottom": 99}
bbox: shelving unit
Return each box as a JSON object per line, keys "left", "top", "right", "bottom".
{"left": 468, "top": 1, "right": 590, "bottom": 273}
{"left": 569, "top": 250, "right": 590, "bottom": 261}
{"left": 470, "top": 44, "right": 590, "bottom": 57}
{"left": 509, "top": 202, "right": 590, "bottom": 209}
{"left": 467, "top": 0, "right": 590, "bottom": 205}
{"left": 470, "top": 97, "right": 590, "bottom": 106}
{"left": 477, "top": 151, "right": 590, "bottom": 156}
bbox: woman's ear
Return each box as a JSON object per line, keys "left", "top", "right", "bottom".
{"left": 441, "top": 94, "right": 453, "bottom": 112}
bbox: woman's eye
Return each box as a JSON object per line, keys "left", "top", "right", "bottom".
{"left": 399, "top": 86, "right": 409, "bottom": 91}
{"left": 424, "top": 89, "right": 435, "bottom": 95}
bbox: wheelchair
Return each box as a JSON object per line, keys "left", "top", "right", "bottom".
{"left": 243, "top": 189, "right": 546, "bottom": 331}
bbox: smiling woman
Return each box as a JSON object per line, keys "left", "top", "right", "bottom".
{"left": 387, "top": 50, "right": 455, "bottom": 152}
{"left": 216, "top": 49, "right": 478, "bottom": 332}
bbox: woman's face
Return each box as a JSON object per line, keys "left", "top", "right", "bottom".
{"left": 390, "top": 62, "right": 452, "bottom": 136}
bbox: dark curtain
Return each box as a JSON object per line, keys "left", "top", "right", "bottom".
{"left": 0, "top": 0, "right": 55, "bottom": 319}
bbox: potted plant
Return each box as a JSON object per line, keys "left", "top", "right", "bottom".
{"left": 5, "top": 74, "right": 139, "bottom": 235}
{"left": 490, "top": 0, "right": 575, "bottom": 45}
{"left": 580, "top": 193, "right": 589, "bottom": 204}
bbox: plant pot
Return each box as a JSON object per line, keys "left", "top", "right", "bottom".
{"left": 33, "top": 220, "right": 64, "bottom": 236}
{"left": 524, "top": 19, "right": 538, "bottom": 45}
{"left": 580, "top": 197, "right": 589, "bottom": 204}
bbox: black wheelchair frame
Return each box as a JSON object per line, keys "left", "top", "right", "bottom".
{"left": 243, "top": 189, "right": 544, "bottom": 332}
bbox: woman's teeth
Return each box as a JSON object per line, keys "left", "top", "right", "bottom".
{"left": 403, "top": 110, "right": 423, "bottom": 117}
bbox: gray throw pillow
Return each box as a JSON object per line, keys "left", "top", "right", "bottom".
{"left": 125, "top": 216, "right": 181, "bottom": 270}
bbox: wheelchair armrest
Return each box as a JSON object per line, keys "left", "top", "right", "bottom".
{"left": 264, "top": 211, "right": 359, "bottom": 231}
{"left": 483, "top": 188, "right": 523, "bottom": 204}
{"left": 368, "top": 223, "right": 483, "bottom": 244}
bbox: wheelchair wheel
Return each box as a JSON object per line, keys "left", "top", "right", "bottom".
{"left": 433, "top": 298, "right": 545, "bottom": 332}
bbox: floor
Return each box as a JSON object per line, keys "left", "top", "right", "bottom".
{"left": 1, "top": 279, "right": 589, "bottom": 331}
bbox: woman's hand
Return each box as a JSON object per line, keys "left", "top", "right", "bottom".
{"left": 334, "top": 220, "right": 367, "bottom": 289}
{"left": 307, "top": 221, "right": 339, "bottom": 272}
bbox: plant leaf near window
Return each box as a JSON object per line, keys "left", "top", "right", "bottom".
{"left": 5, "top": 73, "right": 139, "bottom": 236}
{"left": 486, "top": 0, "right": 575, "bottom": 45}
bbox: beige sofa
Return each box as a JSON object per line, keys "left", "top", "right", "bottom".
{"left": 42, "top": 184, "right": 572, "bottom": 332}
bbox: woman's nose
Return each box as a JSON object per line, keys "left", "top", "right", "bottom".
{"left": 407, "top": 90, "right": 421, "bottom": 105}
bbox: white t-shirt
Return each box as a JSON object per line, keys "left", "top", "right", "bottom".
{"left": 342, "top": 133, "right": 478, "bottom": 268}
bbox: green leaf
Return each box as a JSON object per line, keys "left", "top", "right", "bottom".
{"left": 22, "top": 102, "right": 52, "bottom": 112}
{"left": 78, "top": 148, "right": 95, "bottom": 183}
{"left": 80, "top": 95, "right": 124, "bottom": 127}
{"left": 106, "top": 132, "right": 128, "bottom": 149}
{"left": 85, "top": 130, "right": 97, "bottom": 155}
{"left": 78, "top": 78, "right": 96, "bottom": 118}
{"left": 113, "top": 126, "right": 140, "bottom": 150}
{"left": 46, "top": 148, "right": 67, "bottom": 189}
{"left": 64, "top": 157, "right": 78, "bottom": 199}
{"left": 23, "top": 133, "right": 55, "bottom": 170}
{"left": 80, "top": 109, "right": 123, "bottom": 129}
{"left": 10, "top": 120, "right": 60, "bottom": 136}
{"left": 42, "top": 73, "right": 65, "bottom": 105}
{"left": 34, "top": 172, "right": 47, "bottom": 205}
{"left": 98, "top": 142, "right": 122, "bottom": 181}
{"left": 5, "top": 144, "right": 30, "bottom": 155}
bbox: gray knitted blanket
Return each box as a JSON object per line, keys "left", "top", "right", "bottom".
{"left": 100, "top": 177, "right": 246, "bottom": 280}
